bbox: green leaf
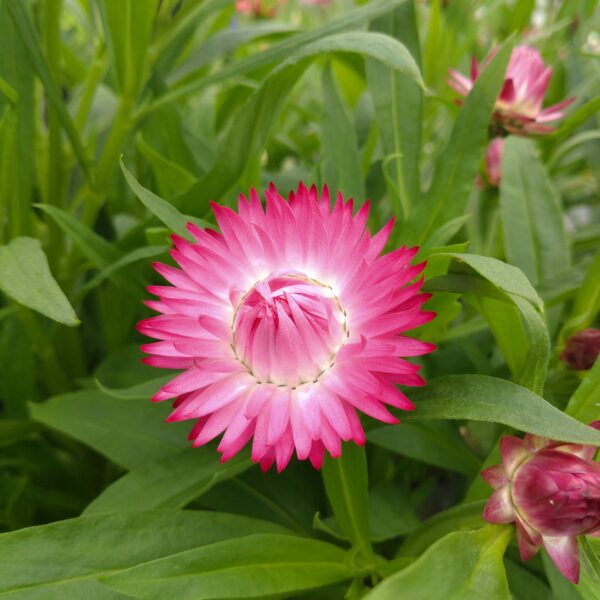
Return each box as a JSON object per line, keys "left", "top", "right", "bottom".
{"left": 565, "top": 359, "right": 600, "bottom": 423}
{"left": 0, "top": 2, "right": 35, "bottom": 239}
{"left": 367, "top": 422, "right": 480, "bottom": 475}
{"left": 76, "top": 245, "right": 168, "bottom": 300}
{"left": 579, "top": 538, "right": 600, "bottom": 600}
{"left": 366, "top": 526, "right": 512, "bottom": 599}
{"left": 170, "top": 22, "right": 299, "bottom": 84}
{"left": 101, "top": 533, "right": 354, "bottom": 599}
{"left": 425, "top": 253, "right": 549, "bottom": 393}
{"left": 29, "top": 390, "right": 188, "bottom": 470}
{"left": 35, "top": 204, "right": 143, "bottom": 296}
{"left": 320, "top": 64, "right": 365, "bottom": 203}
{"left": 506, "top": 559, "right": 554, "bottom": 600}
{"left": 322, "top": 443, "right": 374, "bottom": 563}
{"left": 96, "top": 0, "right": 159, "bottom": 98}
{"left": 0, "top": 237, "right": 79, "bottom": 326}
{"left": 499, "top": 136, "right": 570, "bottom": 285}
{"left": 6, "top": 0, "right": 91, "bottom": 179}
{"left": 146, "top": 0, "right": 412, "bottom": 114}
{"left": 405, "top": 38, "right": 513, "bottom": 245}
{"left": 404, "top": 374, "right": 600, "bottom": 445}
{"left": 321, "top": 483, "right": 419, "bottom": 543}
{"left": 84, "top": 449, "right": 253, "bottom": 514}
{"left": 136, "top": 134, "right": 197, "bottom": 197}
{"left": 198, "top": 463, "right": 323, "bottom": 535}
{"left": 0, "top": 419, "right": 37, "bottom": 448}
{"left": 560, "top": 250, "right": 600, "bottom": 344}
{"left": 428, "top": 252, "right": 543, "bottom": 309}
{"left": 120, "top": 158, "right": 209, "bottom": 238}
{"left": 177, "top": 31, "right": 422, "bottom": 214}
{"left": 367, "top": 0, "right": 422, "bottom": 220}
{"left": 0, "top": 510, "right": 288, "bottom": 599}
{"left": 550, "top": 95, "right": 600, "bottom": 139}
{"left": 398, "top": 501, "right": 486, "bottom": 557}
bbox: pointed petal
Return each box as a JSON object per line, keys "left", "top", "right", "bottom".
{"left": 483, "top": 486, "right": 515, "bottom": 524}
{"left": 543, "top": 536, "right": 580, "bottom": 584}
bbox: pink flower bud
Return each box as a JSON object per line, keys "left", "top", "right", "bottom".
{"left": 235, "top": 0, "right": 282, "bottom": 17}
{"left": 560, "top": 328, "right": 600, "bottom": 370}
{"left": 481, "top": 428, "right": 600, "bottom": 583}
{"left": 449, "top": 45, "right": 575, "bottom": 135}
{"left": 484, "top": 137, "right": 503, "bottom": 187}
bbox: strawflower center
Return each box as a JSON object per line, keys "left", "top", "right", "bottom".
{"left": 232, "top": 273, "right": 348, "bottom": 387}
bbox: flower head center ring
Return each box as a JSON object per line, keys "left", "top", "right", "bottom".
{"left": 231, "top": 273, "right": 348, "bottom": 388}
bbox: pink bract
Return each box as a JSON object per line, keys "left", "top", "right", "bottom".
{"left": 449, "top": 45, "right": 574, "bottom": 135}
{"left": 481, "top": 427, "right": 600, "bottom": 583}
{"left": 138, "top": 183, "right": 435, "bottom": 472}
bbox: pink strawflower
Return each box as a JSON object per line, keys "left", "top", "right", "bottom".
{"left": 138, "top": 184, "right": 435, "bottom": 472}
{"left": 560, "top": 329, "right": 600, "bottom": 371}
{"left": 235, "top": 0, "right": 281, "bottom": 17}
{"left": 482, "top": 426, "right": 600, "bottom": 583}
{"left": 484, "top": 137, "right": 503, "bottom": 187}
{"left": 449, "top": 45, "right": 575, "bottom": 135}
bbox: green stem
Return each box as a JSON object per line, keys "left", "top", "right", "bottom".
{"left": 44, "top": 0, "right": 64, "bottom": 264}
{"left": 81, "top": 96, "right": 134, "bottom": 227}
{"left": 16, "top": 309, "right": 70, "bottom": 395}
{"left": 74, "top": 48, "right": 106, "bottom": 134}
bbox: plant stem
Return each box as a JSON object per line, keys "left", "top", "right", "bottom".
{"left": 44, "top": 0, "right": 64, "bottom": 264}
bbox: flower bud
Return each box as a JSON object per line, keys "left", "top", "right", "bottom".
{"left": 449, "top": 45, "right": 574, "bottom": 135}
{"left": 484, "top": 137, "right": 503, "bottom": 187}
{"left": 481, "top": 428, "right": 600, "bottom": 583}
{"left": 560, "top": 328, "right": 600, "bottom": 370}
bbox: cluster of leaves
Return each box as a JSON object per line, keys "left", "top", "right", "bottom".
{"left": 0, "top": 0, "right": 599, "bottom": 598}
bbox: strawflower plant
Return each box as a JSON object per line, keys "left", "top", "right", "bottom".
{"left": 0, "top": 1, "right": 599, "bottom": 599}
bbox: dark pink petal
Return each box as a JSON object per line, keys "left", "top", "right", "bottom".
{"left": 483, "top": 486, "right": 515, "bottom": 524}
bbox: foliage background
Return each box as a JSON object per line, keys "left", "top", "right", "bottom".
{"left": 0, "top": 0, "right": 599, "bottom": 598}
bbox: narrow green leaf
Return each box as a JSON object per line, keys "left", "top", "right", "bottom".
{"left": 0, "top": 510, "right": 287, "bottom": 598}
{"left": 84, "top": 449, "right": 252, "bottom": 514}
{"left": 146, "top": 0, "right": 411, "bottom": 114}
{"left": 96, "top": 0, "right": 159, "bottom": 98}
{"left": 0, "top": 2, "right": 35, "bottom": 239}
{"left": 560, "top": 250, "right": 600, "bottom": 343}
{"left": 120, "top": 158, "right": 203, "bottom": 238}
{"left": 136, "top": 134, "right": 196, "bottom": 196}
{"left": 76, "top": 245, "right": 168, "bottom": 300}
{"left": 406, "top": 38, "right": 513, "bottom": 245}
{"left": 500, "top": 136, "right": 570, "bottom": 285}
{"left": 177, "top": 31, "right": 422, "bottom": 214}
{"left": 322, "top": 443, "right": 374, "bottom": 563}
{"left": 35, "top": 203, "right": 143, "bottom": 296}
{"left": 102, "top": 533, "right": 354, "bottom": 599}
{"left": 170, "top": 22, "right": 299, "bottom": 84}
{"left": 566, "top": 360, "right": 600, "bottom": 424}
{"left": 0, "top": 237, "right": 79, "bottom": 326}
{"left": 29, "top": 390, "right": 188, "bottom": 470}
{"left": 321, "top": 64, "right": 365, "bottom": 203}
{"left": 6, "top": 0, "right": 91, "bottom": 179}
{"left": 368, "top": 0, "right": 422, "bottom": 220}
{"left": 404, "top": 374, "right": 600, "bottom": 445}
{"left": 366, "top": 526, "right": 512, "bottom": 599}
